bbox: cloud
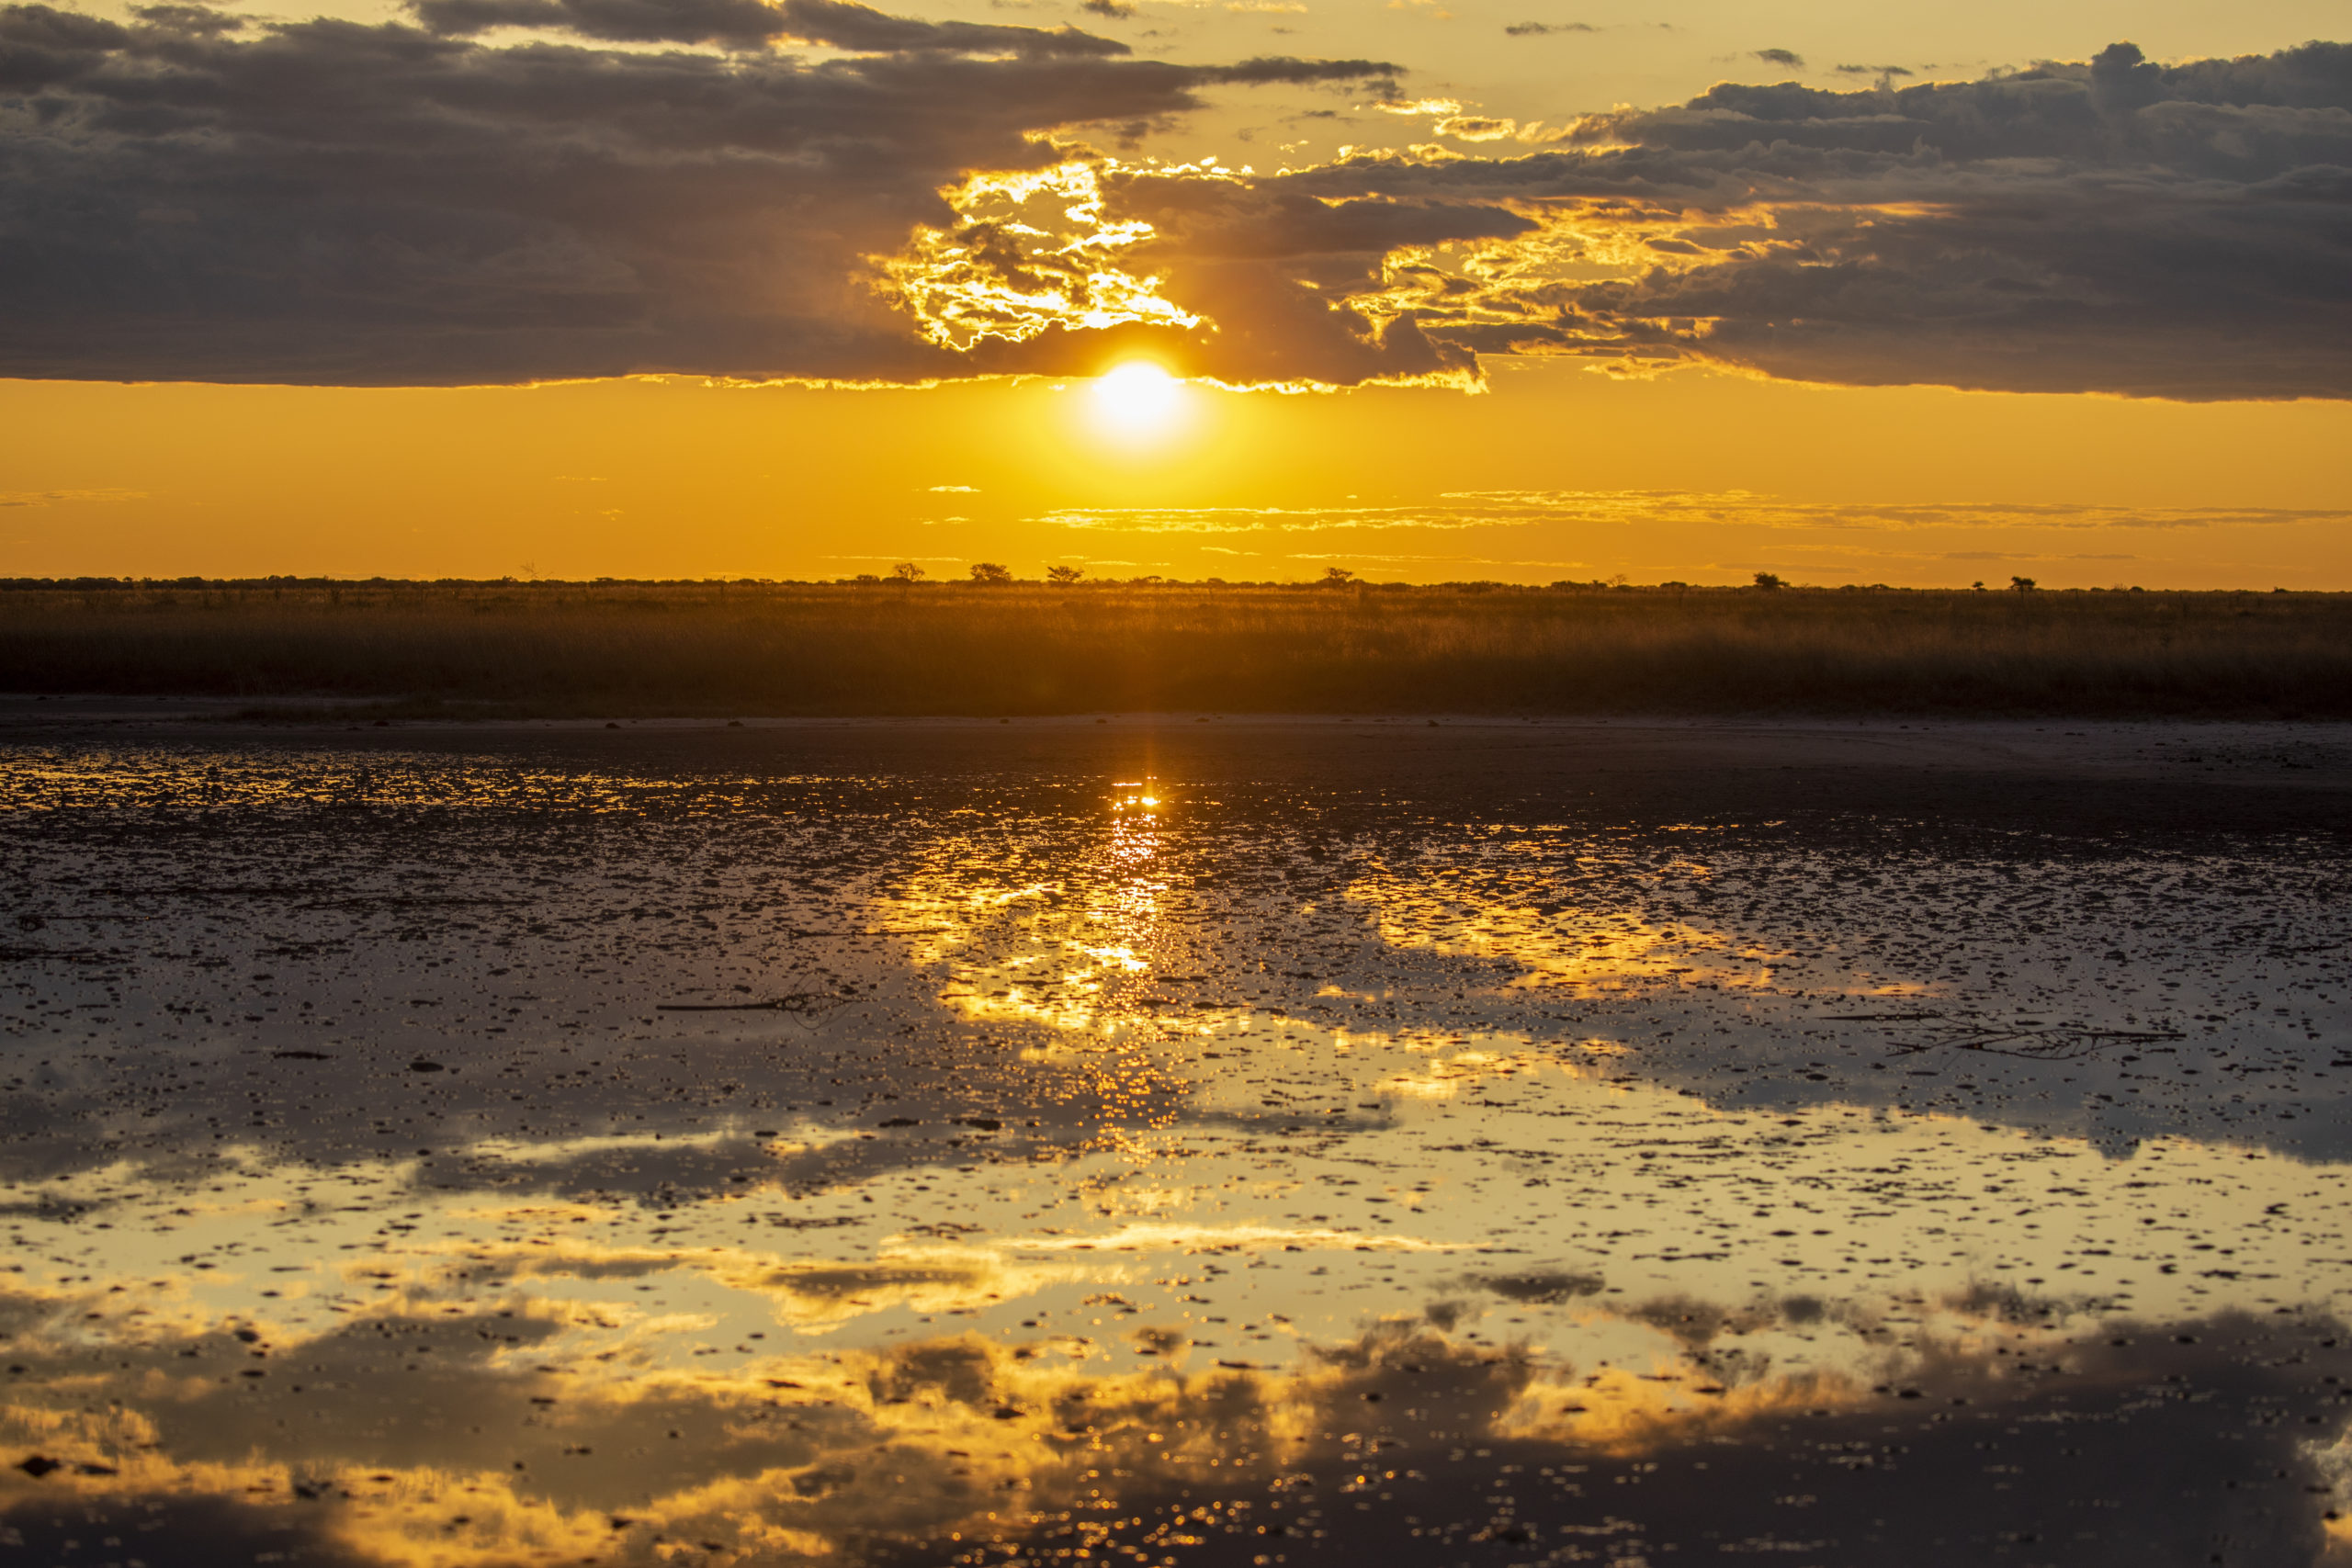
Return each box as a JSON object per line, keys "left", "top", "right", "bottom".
{"left": 1750, "top": 46, "right": 1802, "bottom": 68}
{"left": 1037, "top": 492, "right": 2352, "bottom": 534}
{"left": 0, "top": 0, "right": 1396, "bottom": 385}
{"left": 1042, "top": 503, "right": 1510, "bottom": 532}
{"left": 1435, "top": 113, "right": 1516, "bottom": 141}
{"left": 411, "top": 0, "right": 1132, "bottom": 54}
{"left": 0, "top": 488, "right": 146, "bottom": 507}
{"left": 874, "top": 38, "right": 2352, "bottom": 396}
{"left": 1504, "top": 20, "right": 1595, "bottom": 37}
{"left": 1106, "top": 38, "right": 2352, "bottom": 398}
{"left": 5, "top": 20, "right": 2349, "bottom": 398}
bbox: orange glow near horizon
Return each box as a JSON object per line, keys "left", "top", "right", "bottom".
{"left": 3, "top": 365, "right": 2350, "bottom": 588}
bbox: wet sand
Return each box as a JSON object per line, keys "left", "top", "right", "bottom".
{"left": 2, "top": 715, "right": 2349, "bottom": 1566}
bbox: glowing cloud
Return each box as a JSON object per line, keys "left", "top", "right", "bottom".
{"left": 882, "top": 163, "right": 1206, "bottom": 354}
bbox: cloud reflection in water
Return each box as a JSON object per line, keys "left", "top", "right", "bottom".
{"left": 2, "top": 734, "right": 2349, "bottom": 1564}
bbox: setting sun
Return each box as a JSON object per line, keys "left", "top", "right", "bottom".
{"left": 1091, "top": 361, "right": 1184, "bottom": 436}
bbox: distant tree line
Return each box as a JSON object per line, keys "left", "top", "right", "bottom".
{"left": 0, "top": 574, "right": 2310, "bottom": 595}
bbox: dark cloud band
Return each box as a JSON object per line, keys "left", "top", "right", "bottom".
{"left": 408, "top": 0, "right": 1134, "bottom": 56}
{"left": 0, "top": 0, "right": 1395, "bottom": 384}
{"left": 0, "top": 8, "right": 2346, "bottom": 398}
{"left": 1061, "top": 39, "right": 2352, "bottom": 398}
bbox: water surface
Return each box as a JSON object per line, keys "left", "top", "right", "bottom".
{"left": 3, "top": 718, "right": 2348, "bottom": 1566}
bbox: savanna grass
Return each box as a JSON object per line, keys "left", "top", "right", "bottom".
{"left": 1, "top": 580, "right": 2346, "bottom": 718}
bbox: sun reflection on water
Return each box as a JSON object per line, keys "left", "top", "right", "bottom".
{"left": 876, "top": 780, "right": 1183, "bottom": 1040}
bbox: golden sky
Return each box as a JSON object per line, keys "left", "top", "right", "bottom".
{"left": 2, "top": 0, "right": 2347, "bottom": 585}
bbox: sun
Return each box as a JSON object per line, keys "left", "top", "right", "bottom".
{"left": 1091, "top": 360, "right": 1184, "bottom": 434}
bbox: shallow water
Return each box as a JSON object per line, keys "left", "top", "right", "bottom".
{"left": 3, "top": 720, "right": 2349, "bottom": 1567}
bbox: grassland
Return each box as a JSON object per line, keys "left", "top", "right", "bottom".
{"left": 1, "top": 579, "right": 2346, "bottom": 718}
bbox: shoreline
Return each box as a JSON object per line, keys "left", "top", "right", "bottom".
{"left": 5, "top": 697, "right": 2346, "bottom": 800}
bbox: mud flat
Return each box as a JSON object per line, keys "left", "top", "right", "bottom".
{"left": 2, "top": 717, "right": 2349, "bottom": 1566}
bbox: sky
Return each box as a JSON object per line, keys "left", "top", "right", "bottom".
{"left": 1, "top": 0, "right": 2347, "bottom": 585}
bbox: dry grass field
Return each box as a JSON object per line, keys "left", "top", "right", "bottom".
{"left": 1, "top": 579, "right": 2346, "bottom": 717}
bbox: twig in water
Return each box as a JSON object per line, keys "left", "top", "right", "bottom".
{"left": 1882, "top": 1022, "right": 2186, "bottom": 1061}
{"left": 657, "top": 993, "right": 848, "bottom": 1017}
